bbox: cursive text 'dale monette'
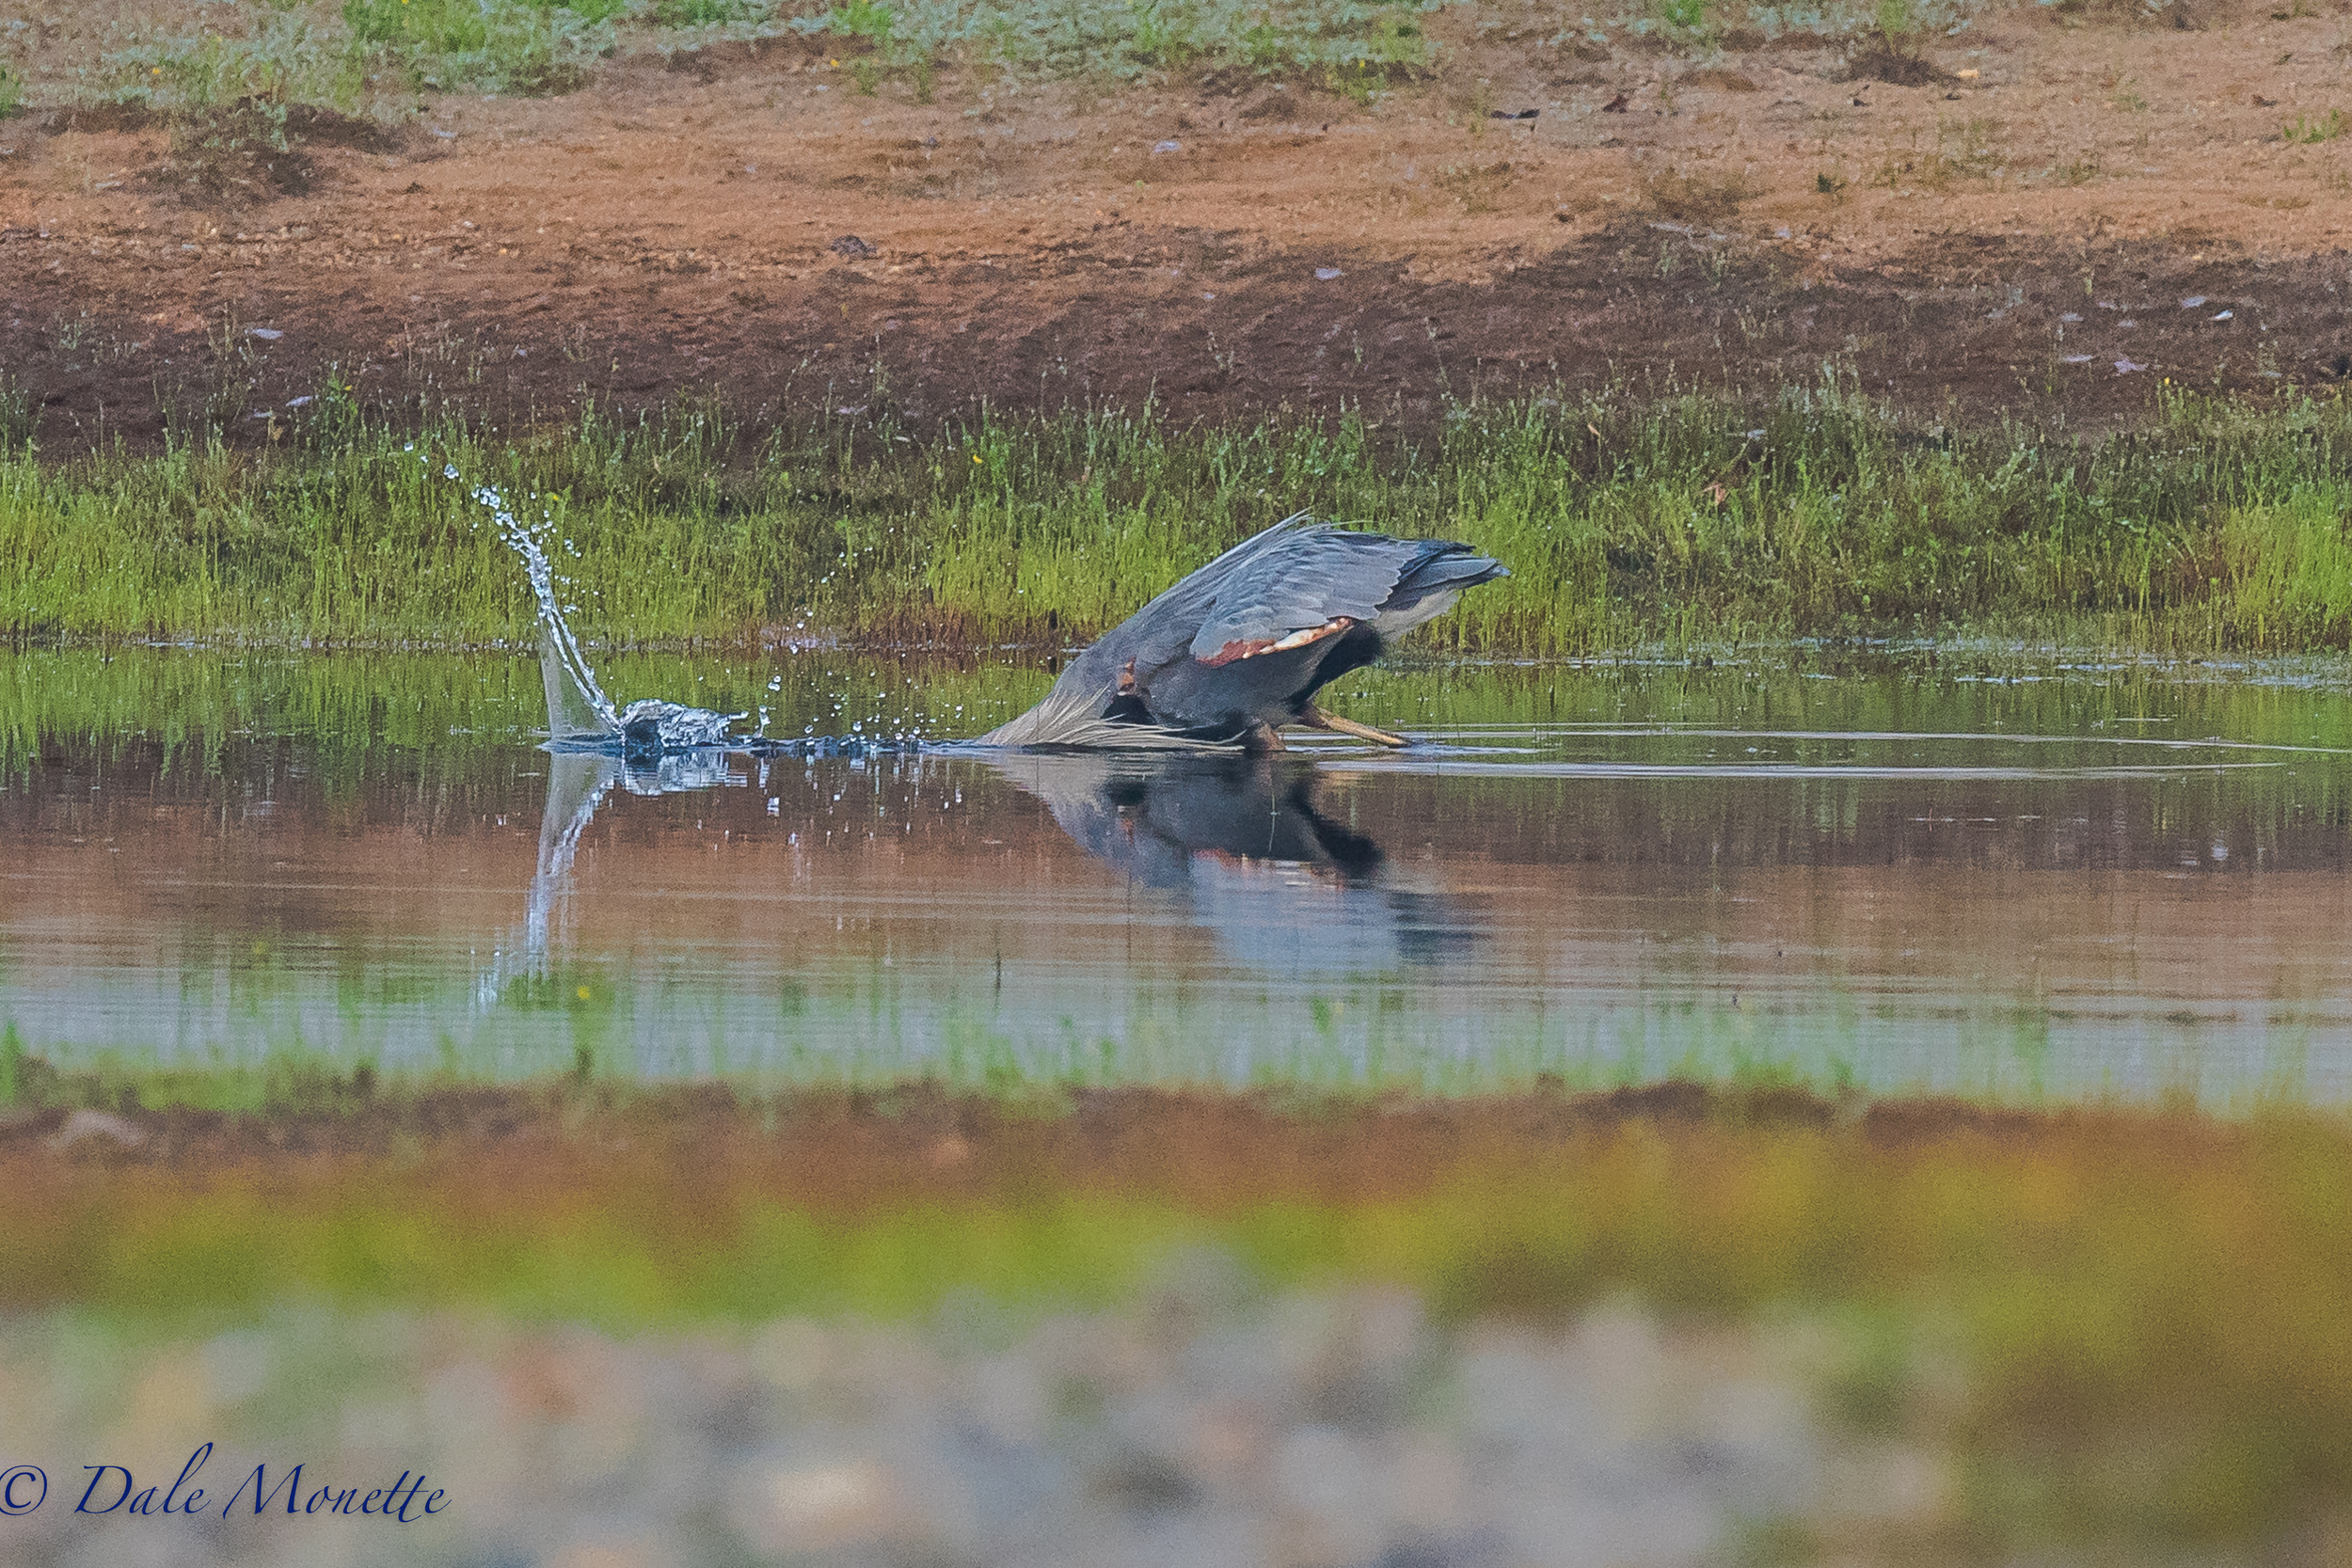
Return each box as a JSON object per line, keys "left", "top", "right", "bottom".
{"left": 33, "top": 1445, "right": 449, "bottom": 1523}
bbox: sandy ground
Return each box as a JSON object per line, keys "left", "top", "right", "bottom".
{"left": 5, "top": 0, "right": 2352, "bottom": 450}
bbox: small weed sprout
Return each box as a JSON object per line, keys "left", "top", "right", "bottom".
{"left": 2053, "top": 152, "right": 2101, "bottom": 184}
{"left": 1873, "top": 116, "right": 2001, "bottom": 190}
{"left": 2285, "top": 108, "right": 2346, "bottom": 144}
{"left": 653, "top": 0, "right": 771, "bottom": 20}
{"left": 1646, "top": 164, "right": 1754, "bottom": 220}
{"left": 1653, "top": 0, "right": 1713, "bottom": 40}
{"left": 0, "top": 372, "right": 35, "bottom": 449}
{"left": 1436, "top": 160, "right": 1514, "bottom": 211}
{"left": 1874, "top": 0, "right": 1918, "bottom": 52}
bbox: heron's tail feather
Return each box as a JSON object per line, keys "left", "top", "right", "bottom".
{"left": 1368, "top": 542, "right": 1508, "bottom": 639}
{"left": 1394, "top": 542, "right": 1510, "bottom": 601}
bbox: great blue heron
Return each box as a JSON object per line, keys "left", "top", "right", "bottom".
{"left": 980, "top": 514, "right": 1507, "bottom": 751}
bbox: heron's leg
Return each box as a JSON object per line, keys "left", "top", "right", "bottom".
{"left": 1301, "top": 705, "right": 1408, "bottom": 748}
{"left": 1242, "top": 721, "right": 1288, "bottom": 754}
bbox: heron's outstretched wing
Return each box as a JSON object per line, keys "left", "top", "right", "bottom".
{"left": 1185, "top": 527, "right": 1416, "bottom": 665}
{"left": 1096, "top": 515, "right": 1313, "bottom": 673}
{"left": 978, "top": 516, "right": 1312, "bottom": 746}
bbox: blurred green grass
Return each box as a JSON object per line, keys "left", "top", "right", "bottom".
{"left": 12, "top": 387, "right": 2352, "bottom": 653}
{"left": 8, "top": 1084, "right": 2352, "bottom": 1549}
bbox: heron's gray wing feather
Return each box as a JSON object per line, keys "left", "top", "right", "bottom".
{"left": 977, "top": 518, "right": 1309, "bottom": 745}
{"left": 1185, "top": 528, "right": 1408, "bottom": 662}
{"left": 1112, "top": 515, "right": 1309, "bottom": 673}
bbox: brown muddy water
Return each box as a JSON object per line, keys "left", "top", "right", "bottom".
{"left": 7, "top": 642, "right": 2352, "bottom": 1107}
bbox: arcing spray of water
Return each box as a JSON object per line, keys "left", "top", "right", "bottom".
{"left": 475, "top": 473, "right": 622, "bottom": 742}
{"left": 469, "top": 466, "right": 750, "bottom": 751}
{"left": 460, "top": 458, "right": 920, "bottom": 756}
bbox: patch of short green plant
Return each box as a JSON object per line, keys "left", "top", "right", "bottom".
{"left": 1604, "top": 0, "right": 1982, "bottom": 52}
{"left": 103, "top": 15, "right": 367, "bottom": 114}
{"left": 2285, "top": 108, "right": 2345, "bottom": 145}
{"left": 340, "top": 0, "right": 622, "bottom": 94}
{"left": 85, "top": 19, "right": 371, "bottom": 195}
{"left": 787, "top": 0, "right": 1443, "bottom": 87}
{"left": 649, "top": 0, "right": 784, "bottom": 24}
{"left": 0, "top": 374, "right": 34, "bottom": 452}
{"left": 79, "top": 0, "right": 621, "bottom": 117}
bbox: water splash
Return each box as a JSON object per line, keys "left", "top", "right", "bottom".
{"left": 483, "top": 483, "right": 621, "bottom": 742}
{"left": 479, "top": 477, "right": 756, "bottom": 751}
{"left": 470, "top": 463, "right": 928, "bottom": 757}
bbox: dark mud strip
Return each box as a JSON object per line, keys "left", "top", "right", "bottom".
{"left": 8, "top": 228, "right": 2351, "bottom": 452}
{"left": 0, "top": 1080, "right": 2160, "bottom": 1185}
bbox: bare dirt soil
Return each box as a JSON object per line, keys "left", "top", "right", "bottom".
{"left": 6, "top": 1, "right": 2352, "bottom": 450}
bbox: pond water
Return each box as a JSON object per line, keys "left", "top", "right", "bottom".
{"left": 7, "top": 643, "right": 2352, "bottom": 1106}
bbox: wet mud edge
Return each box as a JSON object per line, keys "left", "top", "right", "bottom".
{"left": 0, "top": 1080, "right": 2247, "bottom": 1193}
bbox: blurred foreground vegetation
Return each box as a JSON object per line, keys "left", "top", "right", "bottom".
{"left": 8, "top": 1080, "right": 2352, "bottom": 1554}
{"left": 9, "top": 384, "right": 2352, "bottom": 654}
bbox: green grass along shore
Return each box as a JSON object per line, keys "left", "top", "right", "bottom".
{"left": 8, "top": 383, "right": 2352, "bottom": 653}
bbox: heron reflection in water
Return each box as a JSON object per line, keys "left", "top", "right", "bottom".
{"left": 995, "top": 752, "right": 1479, "bottom": 974}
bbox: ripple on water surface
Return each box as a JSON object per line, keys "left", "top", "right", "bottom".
{"left": 6, "top": 645, "right": 2352, "bottom": 1107}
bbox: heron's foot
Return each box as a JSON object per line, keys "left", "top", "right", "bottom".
{"left": 1242, "top": 721, "right": 1289, "bottom": 754}
{"left": 1301, "top": 705, "right": 1409, "bottom": 748}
